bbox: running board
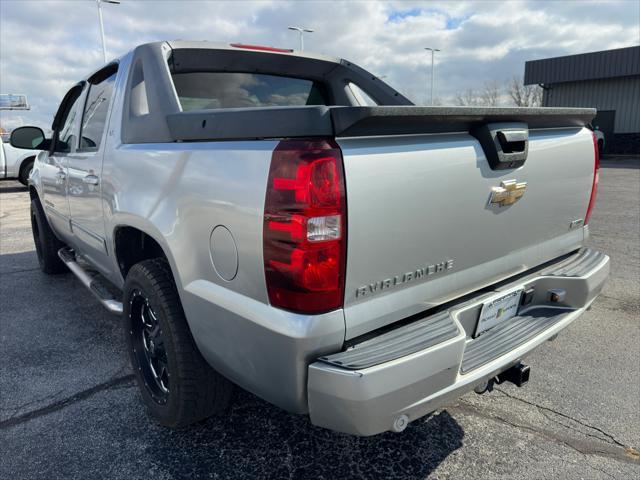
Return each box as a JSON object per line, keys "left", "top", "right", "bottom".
{"left": 58, "top": 248, "right": 123, "bottom": 315}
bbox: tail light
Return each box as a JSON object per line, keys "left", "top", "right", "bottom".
{"left": 263, "top": 139, "right": 346, "bottom": 314}
{"left": 230, "top": 43, "right": 293, "bottom": 53}
{"left": 584, "top": 131, "right": 600, "bottom": 225}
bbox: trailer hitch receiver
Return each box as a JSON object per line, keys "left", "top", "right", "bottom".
{"left": 496, "top": 362, "right": 530, "bottom": 387}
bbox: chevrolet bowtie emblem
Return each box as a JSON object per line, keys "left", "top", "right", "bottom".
{"left": 489, "top": 180, "right": 527, "bottom": 206}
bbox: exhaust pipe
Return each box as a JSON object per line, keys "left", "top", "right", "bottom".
{"left": 474, "top": 379, "right": 494, "bottom": 394}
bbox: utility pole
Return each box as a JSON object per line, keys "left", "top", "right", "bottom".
{"left": 96, "top": 0, "right": 120, "bottom": 63}
{"left": 288, "top": 26, "right": 314, "bottom": 51}
{"left": 424, "top": 47, "right": 441, "bottom": 105}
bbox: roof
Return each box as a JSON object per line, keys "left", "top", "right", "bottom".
{"left": 524, "top": 45, "right": 640, "bottom": 85}
{"left": 91, "top": 40, "right": 344, "bottom": 80}
{"left": 166, "top": 40, "right": 343, "bottom": 65}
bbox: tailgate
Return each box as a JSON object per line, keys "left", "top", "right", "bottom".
{"left": 338, "top": 126, "right": 596, "bottom": 339}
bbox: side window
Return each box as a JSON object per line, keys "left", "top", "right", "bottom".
{"left": 55, "top": 90, "right": 83, "bottom": 153}
{"left": 79, "top": 67, "right": 117, "bottom": 152}
{"left": 348, "top": 82, "right": 378, "bottom": 106}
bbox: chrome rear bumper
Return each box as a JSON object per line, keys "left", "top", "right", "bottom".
{"left": 307, "top": 248, "right": 609, "bottom": 436}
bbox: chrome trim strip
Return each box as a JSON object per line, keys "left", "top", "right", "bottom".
{"left": 70, "top": 220, "right": 108, "bottom": 252}
{"left": 44, "top": 205, "right": 69, "bottom": 222}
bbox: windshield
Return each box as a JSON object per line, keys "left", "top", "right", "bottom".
{"left": 171, "top": 72, "right": 328, "bottom": 111}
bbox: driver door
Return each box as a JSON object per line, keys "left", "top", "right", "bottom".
{"left": 40, "top": 84, "right": 84, "bottom": 239}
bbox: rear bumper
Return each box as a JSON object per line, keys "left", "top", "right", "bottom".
{"left": 307, "top": 248, "right": 609, "bottom": 436}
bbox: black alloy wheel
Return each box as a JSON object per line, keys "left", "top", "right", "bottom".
{"left": 129, "top": 289, "right": 170, "bottom": 404}
{"left": 123, "top": 258, "right": 233, "bottom": 428}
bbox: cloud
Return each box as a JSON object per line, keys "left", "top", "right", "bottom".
{"left": 1, "top": 0, "right": 638, "bottom": 130}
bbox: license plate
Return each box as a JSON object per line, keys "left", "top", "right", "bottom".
{"left": 475, "top": 289, "right": 523, "bottom": 337}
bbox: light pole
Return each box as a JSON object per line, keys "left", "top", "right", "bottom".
{"left": 288, "top": 26, "right": 314, "bottom": 51}
{"left": 424, "top": 47, "right": 440, "bottom": 105}
{"left": 96, "top": 0, "right": 120, "bottom": 63}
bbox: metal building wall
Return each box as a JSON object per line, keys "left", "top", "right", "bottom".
{"left": 526, "top": 46, "right": 640, "bottom": 85}
{"left": 542, "top": 76, "right": 640, "bottom": 133}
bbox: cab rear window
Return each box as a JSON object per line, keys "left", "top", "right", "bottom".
{"left": 171, "top": 72, "right": 328, "bottom": 111}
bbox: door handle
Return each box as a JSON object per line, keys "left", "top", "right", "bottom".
{"left": 496, "top": 129, "right": 528, "bottom": 154}
{"left": 83, "top": 175, "right": 100, "bottom": 186}
{"left": 472, "top": 123, "right": 529, "bottom": 170}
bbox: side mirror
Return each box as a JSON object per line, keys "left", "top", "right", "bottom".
{"left": 10, "top": 126, "right": 48, "bottom": 150}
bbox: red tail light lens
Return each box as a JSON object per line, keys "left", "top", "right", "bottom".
{"left": 584, "top": 131, "right": 600, "bottom": 225}
{"left": 263, "top": 139, "right": 346, "bottom": 314}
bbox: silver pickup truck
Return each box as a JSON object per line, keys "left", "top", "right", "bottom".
{"left": 10, "top": 41, "right": 609, "bottom": 436}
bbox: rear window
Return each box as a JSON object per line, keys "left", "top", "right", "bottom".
{"left": 171, "top": 72, "right": 328, "bottom": 111}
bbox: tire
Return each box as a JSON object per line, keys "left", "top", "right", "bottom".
{"left": 123, "top": 258, "right": 232, "bottom": 428}
{"left": 18, "top": 158, "right": 35, "bottom": 186}
{"left": 30, "top": 198, "right": 67, "bottom": 274}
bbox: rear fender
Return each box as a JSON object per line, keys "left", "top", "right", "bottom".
{"left": 106, "top": 214, "right": 179, "bottom": 290}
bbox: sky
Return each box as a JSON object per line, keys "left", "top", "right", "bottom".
{"left": 1, "top": 0, "right": 638, "bottom": 131}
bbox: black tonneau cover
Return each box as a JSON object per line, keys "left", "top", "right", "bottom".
{"left": 166, "top": 106, "right": 596, "bottom": 142}
{"left": 330, "top": 106, "right": 596, "bottom": 137}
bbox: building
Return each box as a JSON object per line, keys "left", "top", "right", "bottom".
{"left": 525, "top": 46, "right": 639, "bottom": 154}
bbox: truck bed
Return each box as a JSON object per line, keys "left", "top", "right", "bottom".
{"left": 167, "top": 104, "right": 596, "bottom": 338}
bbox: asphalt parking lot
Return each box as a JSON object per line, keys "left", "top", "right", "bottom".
{"left": 1, "top": 157, "right": 639, "bottom": 480}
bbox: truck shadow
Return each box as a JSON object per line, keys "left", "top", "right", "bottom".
{"left": 0, "top": 182, "right": 28, "bottom": 193}
{"left": 146, "top": 388, "right": 465, "bottom": 479}
{"left": 599, "top": 158, "right": 640, "bottom": 169}
{"left": 2, "top": 249, "right": 464, "bottom": 479}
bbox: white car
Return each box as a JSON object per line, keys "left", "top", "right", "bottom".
{"left": 1, "top": 134, "right": 41, "bottom": 185}
{"left": 593, "top": 127, "right": 605, "bottom": 153}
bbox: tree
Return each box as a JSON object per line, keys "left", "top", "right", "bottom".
{"left": 455, "top": 89, "right": 482, "bottom": 106}
{"left": 455, "top": 81, "right": 502, "bottom": 107}
{"left": 480, "top": 81, "right": 501, "bottom": 107}
{"left": 507, "top": 76, "right": 543, "bottom": 107}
